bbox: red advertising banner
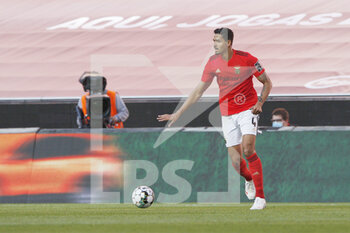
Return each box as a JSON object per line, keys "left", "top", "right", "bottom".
{"left": 0, "top": 130, "right": 123, "bottom": 203}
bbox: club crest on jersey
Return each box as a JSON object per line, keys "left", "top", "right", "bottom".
{"left": 234, "top": 66, "right": 240, "bottom": 74}
{"left": 254, "top": 61, "right": 263, "bottom": 72}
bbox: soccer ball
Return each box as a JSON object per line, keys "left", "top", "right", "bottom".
{"left": 131, "top": 186, "right": 155, "bottom": 208}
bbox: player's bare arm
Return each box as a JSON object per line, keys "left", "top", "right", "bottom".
{"left": 251, "top": 72, "right": 272, "bottom": 114}
{"left": 157, "top": 81, "right": 212, "bottom": 126}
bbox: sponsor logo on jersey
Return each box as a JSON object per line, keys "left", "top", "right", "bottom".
{"left": 233, "top": 93, "right": 246, "bottom": 105}
{"left": 216, "top": 68, "right": 221, "bottom": 73}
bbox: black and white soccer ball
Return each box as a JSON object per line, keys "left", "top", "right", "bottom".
{"left": 131, "top": 186, "right": 155, "bottom": 208}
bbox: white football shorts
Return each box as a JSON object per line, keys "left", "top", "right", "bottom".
{"left": 221, "top": 109, "right": 259, "bottom": 147}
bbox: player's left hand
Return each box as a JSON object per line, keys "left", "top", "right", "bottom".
{"left": 251, "top": 102, "right": 263, "bottom": 114}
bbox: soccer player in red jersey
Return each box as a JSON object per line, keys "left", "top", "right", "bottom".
{"left": 157, "top": 28, "right": 272, "bottom": 210}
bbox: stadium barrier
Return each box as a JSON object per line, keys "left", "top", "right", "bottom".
{"left": 1, "top": 97, "right": 350, "bottom": 128}
{"left": 0, "top": 127, "right": 349, "bottom": 203}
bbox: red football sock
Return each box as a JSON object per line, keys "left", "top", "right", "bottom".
{"left": 232, "top": 158, "right": 252, "bottom": 181}
{"left": 247, "top": 152, "right": 265, "bottom": 198}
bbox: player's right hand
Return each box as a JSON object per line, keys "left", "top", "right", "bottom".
{"left": 157, "top": 114, "right": 172, "bottom": 122}
{"left": 157, "top": 113, "right": 180, "bottom": 127}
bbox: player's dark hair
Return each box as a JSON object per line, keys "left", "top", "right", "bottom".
{"left": 272, "top": 108, "right": 289, "bottom": 121}
{"left": 214, "top": 28, "right": 234, "bottom": 43}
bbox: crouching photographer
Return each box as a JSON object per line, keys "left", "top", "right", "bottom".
{"left": 76, "top": 71, "right": 129, "bottom": 128}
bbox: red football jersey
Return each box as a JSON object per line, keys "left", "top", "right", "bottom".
{"left": 201, "top": 49, "right": 265, "bottom": 116}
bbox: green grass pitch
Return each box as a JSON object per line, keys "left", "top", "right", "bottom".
{"left": 0, "top": 203, "right": 349, "bottom": 233}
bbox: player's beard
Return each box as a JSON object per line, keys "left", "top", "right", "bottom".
{"left": 215, "top": 48, "right": 224, "bottom": 55}
{"left": 215, "top": 47, "right": 229, "bottom": 56}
